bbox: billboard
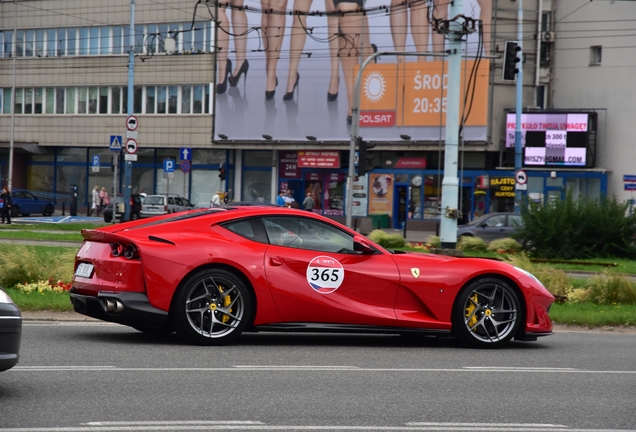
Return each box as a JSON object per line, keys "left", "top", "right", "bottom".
{"left": 213, "top": 0, "right": 491, "bottom": 142}
{"left": 505, "top": 112, "right": 598, "bottom": 168}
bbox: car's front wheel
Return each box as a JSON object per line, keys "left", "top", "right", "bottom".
{"left": 42, "top": 204, "right": 54, "bottom": 216}
{"left": 173, "top": 268, "right": 252, "bottom": 345}
{"left": 452, "top": 277, "right": 521, "bottom": 348}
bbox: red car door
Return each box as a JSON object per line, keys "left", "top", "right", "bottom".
{"left": 262, "top": 217, "right": 401, "bottom": 326}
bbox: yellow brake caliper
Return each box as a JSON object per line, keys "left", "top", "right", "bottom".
{"left": 465, "top": 293, "right": 479, "bottom": 329}
{"left": 219, "top": 285, "right": 232, "bottom": 323}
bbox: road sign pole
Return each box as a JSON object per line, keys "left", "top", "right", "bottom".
{"left": 123, "top": 0, "right": 135, "bottom": 222}
{"left": 112, "top": 152, "right": 118, "bottom": 224}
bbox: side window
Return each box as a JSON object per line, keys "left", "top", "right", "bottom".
{"left": 509, "top": 215, "right": 522, "bottom": 227}
{"left": 263, "top": 217, "right": 356, "bottom": 253}
{"left": 168, "top": 197, "right": 174, "bottom": 205}
{"left": 174, "top": 197, "right": 184, "bottom": 206}
{"left": 486, "top": 215, "right": 506, "bottom": 227}
{"left": 222, "top": 218, "right": 269, "bottom": 243}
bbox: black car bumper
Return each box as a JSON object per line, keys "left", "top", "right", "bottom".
{"left": 0, "top": 304, "right": 22, "bottom": 372}
{"left": 69, "top": 288, "right": 169, "bottom": 330}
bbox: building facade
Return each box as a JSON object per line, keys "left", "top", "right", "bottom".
{"left": 0, "top": 0, "right": 622, "bottom": 227}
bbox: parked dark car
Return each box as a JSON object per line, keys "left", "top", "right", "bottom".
{"left": 0, "top": 287, "right": 21, "bottom": 372}
{"left": 9, "top": 190, "right": 55, "bottom": 217}
{"left": 103, "top": 194, "right": 142, "bottom": 223}
{"left": 457, "top": 212, "right": 523, "bottom": 242}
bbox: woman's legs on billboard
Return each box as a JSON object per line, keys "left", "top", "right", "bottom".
{"left": 261, "top": 0, "right": 287, "bottom": 99}
{"left": 216, "top": 6, "right": 231, "bottom": 94}
{"left": 228, "top": 0, "right": 249, "bottom": 86}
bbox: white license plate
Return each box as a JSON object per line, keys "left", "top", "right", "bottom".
{"left": 75, "top": 263, "right": 94, "bottom": 278}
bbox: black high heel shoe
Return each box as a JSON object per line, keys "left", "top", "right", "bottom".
{"left": 228, "top": 60, "right": 249, "bottom": 87}
{"left": 283, "top": 72, "right": 300, "bottom": 101}
{"left": 216, "top": 59, "right": 232, "bottom": 94}
{"left": 327, "top": 77, "right": 339, "bottom": 102}
{"left": 265, "top": 77, "right": 278, "bottom": 100}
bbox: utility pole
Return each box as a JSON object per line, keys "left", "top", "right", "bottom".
{"left": 123, "top": 0, "right": 135, "bottom": 221}
{"left": 8, "top": 0, "right": 17, "bottom": 191}
{"left": 439, "top": 0, "right": 465, "bottom": 249}
{"left": 514, "top": 0, "right": 524, "bottom": 213}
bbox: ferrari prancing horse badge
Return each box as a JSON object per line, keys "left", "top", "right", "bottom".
{"left": 411, "top": 268, "right": 420, "bottom": 278}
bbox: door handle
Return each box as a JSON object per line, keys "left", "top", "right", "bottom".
{"left": 269, "top": 257, "right": 282, "bottom": 267}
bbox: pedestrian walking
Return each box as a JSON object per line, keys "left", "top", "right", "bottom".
{"left": 98, "top": 187, "right": 110, "bottom": 216}
{"left": 211, "top": 190, "right": 222, "bottom": 208}
{"left": 302, "top": 192, "right": 314, "bottom": 211}
{"left": 1, "top": 186, "right": 12, "bottom": 224}
{"left": 88, "top": 185, "right": 99, "bottom": 216}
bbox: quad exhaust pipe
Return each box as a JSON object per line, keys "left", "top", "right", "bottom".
{"left": 103, "top": 299, "right": 124, "bottom": 314}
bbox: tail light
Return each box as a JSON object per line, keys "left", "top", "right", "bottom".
{"left": 164, "top": 205, "right": 168, "bottom": 212}
{"left": 110, "top": 242, "right": 139, "bottom": 260}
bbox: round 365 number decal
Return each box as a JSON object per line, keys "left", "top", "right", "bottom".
{"left": 306, "top": 256, "right": 344, "bottom": 294}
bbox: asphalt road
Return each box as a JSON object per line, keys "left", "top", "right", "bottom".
{"left": 1, "top": 322, "right": 635, "bottom": 432}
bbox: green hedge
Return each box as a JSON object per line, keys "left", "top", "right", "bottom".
{"left": 517, "top": 193, "right": 636, "bottom": 259}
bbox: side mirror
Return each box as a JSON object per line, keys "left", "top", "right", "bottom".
{"left": 353, "top": 236, "right": 376, "bottom": 254}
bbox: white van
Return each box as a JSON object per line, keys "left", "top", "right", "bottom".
{"left": 140, "top": 194, "right": 196, "bottom": 218}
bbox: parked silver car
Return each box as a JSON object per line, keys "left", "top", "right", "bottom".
{"left": 140, "top": 194, "right": 196, "bottom": 218}
{"left": 0, "top": 287, "right": 21, "bottom": 372}
{"left": 457, "top": 212, "right": 523, "bottom": 242}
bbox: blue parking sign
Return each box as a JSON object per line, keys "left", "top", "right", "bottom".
{"left": 92, "top": 155, "right": 100, "bottom": 167}
{"left": 163, "top": 159, "right": 175, "bottom": 172}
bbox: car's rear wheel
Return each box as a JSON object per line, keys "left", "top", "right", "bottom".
{"left": 173, "top": 268, "right": 252, "bottom": 345}
{"left": 42, "top": 204, "right": 54, "bottom": 216}
{"left": 103, "top": 212, "right": 113, "bottom": 223}
{"left": 452, "top": 277, "right": 521, "bottom": 348}
{"left": 130, "top": 212, "right": 139, "bottom": 221}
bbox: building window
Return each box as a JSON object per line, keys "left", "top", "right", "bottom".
{"left": 56, "top": 88, "right": 65, "bottom": 114}
{"left": 78, "top": 88, "right": 88, "bottom": 113}
{"left": 168, "top": 86, "right": 178, "bottom": 114}
{"left": 88, "top": 87, "right": 98, "bottom": 114}
{"left": 67, "top": 28, "right": 76, "bottom": 56}
{"left": 112, "top": 87, "right": 121, "bottom": 114}
{"left": 146, "top": 86, "right": 156, "bottom": 114}
{"left": 34, "top": 88, "right": 43, "bottom": 114}
{"left": 66, "top": 88, "right": 76, "bottom": 114}
{"left": 157, "top": 86, "right": 167, "bottom": 114}
{"left": 99, "top": 87, "right": 109, "bottom": 114}
{"left": 181, "top": 86, "right": 191, "bottom": 114}
{"left": 46, "top": 88, "right": 55, "bottom": 114}
{"left": 24, "top": 88, "right": 33, "bottom": 114}
{"left": 589, "top": 46, "right": 602, "bottom": 66}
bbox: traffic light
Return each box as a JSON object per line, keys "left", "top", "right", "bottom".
{"left": 502, "top": 40, "right": 521, "bottom": 82}
{"left": 357, "top": 137, "right": 376, "bottom": 177}
{"left": 218, "top": 165, "right": 226, "bottom": 181}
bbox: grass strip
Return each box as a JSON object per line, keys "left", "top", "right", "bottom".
{"left": 550, "top": 302, "right": 636, "bottom": 327}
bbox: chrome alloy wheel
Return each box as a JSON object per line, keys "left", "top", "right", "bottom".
{"left": 184, "top": 274, "right": 246, "bottom": 340}
{"left": 458, "top": 278, "right": 520, "bottom": 346}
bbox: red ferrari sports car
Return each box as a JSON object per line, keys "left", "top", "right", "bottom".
{"left": 70, "top": 206, "right": 554, "bottom": 348}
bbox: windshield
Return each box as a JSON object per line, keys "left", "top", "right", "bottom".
{"left": 144, "top": 196, "right": 165, "bottom": 205}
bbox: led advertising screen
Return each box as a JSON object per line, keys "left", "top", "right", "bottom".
{"left": 213, "top": 0, "right": 491, "bottom": 142}
{"left": 505, "top": 112, "right": 597, "bottom": 168}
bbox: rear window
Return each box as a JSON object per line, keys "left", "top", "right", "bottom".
{"left": 144, "top": 196, "right": 164, "bottom": 205}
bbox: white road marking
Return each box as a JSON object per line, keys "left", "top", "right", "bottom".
{"left": 10, "top": 366, "right": 636, "bottom": 374}
{"left": 0, "top": 423, "right": 635, "bottom": 432}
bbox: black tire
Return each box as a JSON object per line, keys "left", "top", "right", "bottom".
{"left": 10, "top": 206, "right": 19, "bottom": 217}
{"left": 42, "top": 204, "right": 54, "bottom": 216}
{"left": 130, "top": 212, "right": 139, "bottom": 221}
{"left": 173, "top": 268, "right": 252, "bottom": 346}
{"left": 452, "top": 277, "right": 522, "bottom": 348}
{"left": 103, "top": 212, "right": 113, "bottom": 223}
